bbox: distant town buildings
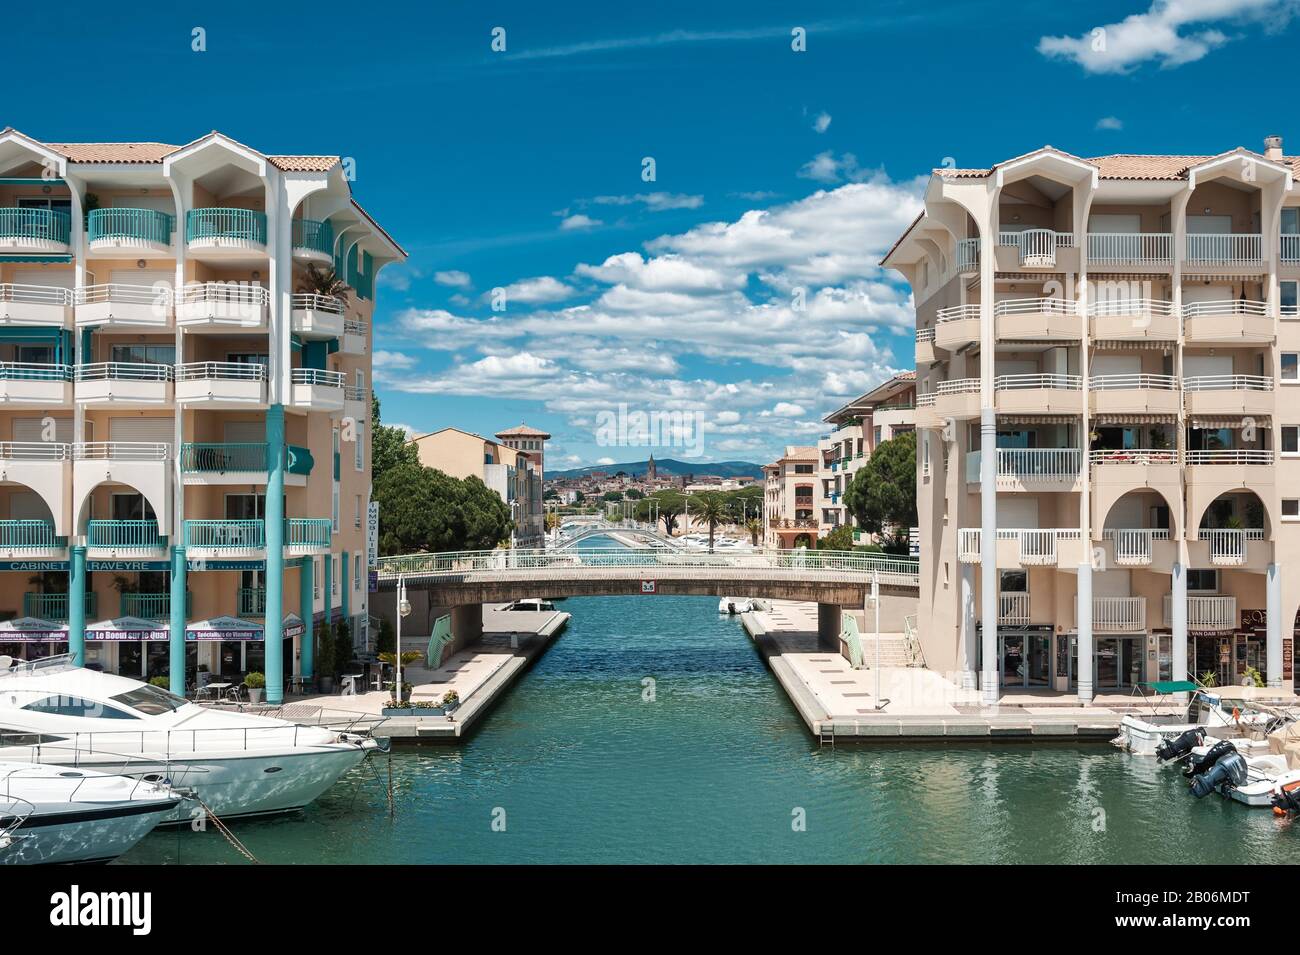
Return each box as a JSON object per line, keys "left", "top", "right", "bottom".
{"left": 762, "top": 446, "right": 819, "bottom": 549}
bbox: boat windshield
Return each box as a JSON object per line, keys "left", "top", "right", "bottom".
{"left": 110, "top": 684, "right": 188, "bottom": 716}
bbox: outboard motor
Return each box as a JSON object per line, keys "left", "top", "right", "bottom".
{"left": 1190, "top": 750, "right": 1248, "bottom": 798}
{"left": 1156, "top": 727, "right": 1206, "bottom": 763}
{"left": 1184, "top": 739, "right": 1237, "bottom": 779}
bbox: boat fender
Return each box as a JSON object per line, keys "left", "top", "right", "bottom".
{"left": 1185, "top": 739, "right": 1237, "bottom": 779}
{"left": 1156, "top": 727, "right": 1206, "bottom": 763}
{"left": 1190, "top": 751, "right": 1248, "bottom": 799}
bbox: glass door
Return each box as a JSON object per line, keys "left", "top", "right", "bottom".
{"left": 1026, "top": 634, "right": 1051, "bottom": 686}
{"left": 1096, "top": 638, "right": 1120, "bottom": 688}
{"left": 1001, "top": 633, "right": 1026, "bottom": 686}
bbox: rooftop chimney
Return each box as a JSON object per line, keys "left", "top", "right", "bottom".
{"left": 1264, "top": 135, "right": 1283, "bottom": 160}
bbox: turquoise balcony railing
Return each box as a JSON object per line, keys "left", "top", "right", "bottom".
{"left": 0, "top": 208, "right": 71, "bottom": 244}
{"left": 238, "top": 587, "right": 267, "bottom": 616}
{"left": 87, "top": 519, "right": 164, "bottom": 550}
{"left": 184, "top": 520, "right": 265, "bottom": 549}
{"left": 0, "top": 520, "right": 58, "bottom": 549}
{"left": 291, "top": 218, "right": 334, "bottom": 256}
{"left": 286, "top": 518, "right": 331, "bottom": 549}
{"left": 181, "top": 442, "right": 267, "bottom": 472}
{"left": 87, "top": 208, "right": 175, "bottom": 245}
{"left": 23, "top": 591, "right": 96, "bottom": 622}
{"left": 185, "top": 208, "right": 267, "bottom": 245}
{"left": 119, "top": 591, "right": 191, "bottom": 620}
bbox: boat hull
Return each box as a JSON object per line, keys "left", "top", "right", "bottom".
{"left": 1, "top": 798, "right": 177, "bottom": 864}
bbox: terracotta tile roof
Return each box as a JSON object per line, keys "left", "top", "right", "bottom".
{"left": 495, "top": 423, "right": 551, "bottom": 438}
{"left": 267, "top": 155, "right": 339, "bottom": 172}
{"left": 934, "top": 147, "right": 1299, "bottom": 182}
{"left": 45, "top": 142, "right": 179, "bottom": 164}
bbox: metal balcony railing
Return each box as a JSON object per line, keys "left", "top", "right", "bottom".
{"left": 1089, "top": 448, "right": 1178, "bottom": 465}
{"left": 185, "top": 208, "right": 267, "bottom": 245}
{"left": 87, "top": 208, "right": 175, "bottom": 245}
{"left": 238, "top": 587, "right": 267, "bottom": 616}
{"left": 1087, "top": 232, "right": 1172, "bottom": 265}
{"left": 935, "top": 304, "right": 980, "bottom": 324}
{"left": 1165, "top": 594, "right": 1236, "bottom": 631}
{"left": 1181, "top": 299, "right": 1269, "bottom": 318}
{"left": 916, "top": 327, "right": 935, "bottom": 344}
{"left": 75, "top": 362, "right": 173, "bottom": 382}
{"left": 286, "top": 518, "right": 331, "bottom": 549}
{"left": 87, "top": 520, "right": 163, "bottom": 550}
{"left": 1184, "top": 449, "right": 1273, "bottom": 465}
{"left": 1088, "top": 374, "right": 1178, "bottom": 391}
{"left": 999, "top": 592, "right": 1030, "bottom": 626}
{"left": 175, "top": 361, "right": 266, "bottom": 382}
{"left": 1197, "top": 527, "right": 1265, "bottom": 566}
{"left": 290, "top": 293, "right": 345, "bottom": 313}
{"left": 998, "top": 228, "right": 1073, "bottom": 267}
{"left": 1282, "top": 233, "right": 1300, "bottom": 263}
{"left": 0, "top": 520, "right": 57, "bottom": 549}
{"left": 936, "top": 377, "right": 980, "bottom": 395}
{"left": 1083, "top": 596, "right": 1147, "bottom": 632}
{"left": 291, "top": 218, "right": 334, "bottom": 256}
{"left": 291, "top": 368, "right": 345, "bottom": 387}
{"left": 0, "top": 441, "right": 70, "bottom": 460}
{"left": 994, "top": 373, "right": 1082, "bottom": 391}
{"left": 1185, "top": 233, "right": 1262, "bottom": 266}
{"left": 119, "top": 592, "right": 190, "bottom": 620}
{"left": 1182, "top": 374, "right": 1273, "bottom": 392}
{"left": 180, "top": 442, "right": 266, "bottom": 472}
{"left": 73, "top": 442, "right": 169, "bottom": 461}
{"left": 0, "top": 283, "right": 73, "bottom": 307}
{"left": 183, "top": 520, "right": 266, "bottom": 549}
{"left": 177, "top": 281, "right": 269, "bottom": 309}
{"left": 343, "top": 317, "right": 366, "bottom": 336}
{"left": 967, "top": 448, "right": 1083, "bottom": 484}
{"left": 0, "top": 208, "right": 70, "bottom": 244}
{"left": 992, "top": 297, "right": 1076, "bottom": 317}
{"left": 1087, "top": 297, "right": 1176, "bottom": 318}
{"left": 0, "top": 362, "right": 71, "bottom": 381}
{"left": 23, "top": 591, "right": 95, "bottom": 622}
{"left": 1102, "top": 528, "right": 1171, "bottom": 565}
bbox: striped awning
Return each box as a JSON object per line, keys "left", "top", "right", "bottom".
{"left": 1091, "top": 339, "right": 1175, "bottom": 350}
{"left": 1189, "top": 416, "right": 1269, "bottom": 429}
{"left": 1182, "top": 272, "right": 1266, "bottom": 281}
{"left": 1092, "top": 413, "right": 1176, "bottom": 425}
{"left": 999, "top": 414, "right": 1080, "bottom": 425}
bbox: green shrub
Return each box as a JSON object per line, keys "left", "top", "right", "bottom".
{"left": 315, "top": 621, "right": 335, "bottom": 677}
{"left": 244, "top": 671, "right": 266, "bottom": 689}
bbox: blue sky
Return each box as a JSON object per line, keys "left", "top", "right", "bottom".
{"left": 7, "top": 0, "right": 1300, "bottom": 469}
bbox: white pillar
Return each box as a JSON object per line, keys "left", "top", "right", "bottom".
{"left": 1171, "top": 561, "right": 1188, "bottom": 687}
{"left": 980, "top": 408, "right": 998, "bottom": 705}
{"left": 960, "top": 563, "right": 977, "bottom": 689}
{"left": 1267, "top": 562, "right": 1282, "bottom": 688}
{"left": 1077, "top": 560, "right": 1094, "bottom": 704}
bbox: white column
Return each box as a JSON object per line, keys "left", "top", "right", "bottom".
{"left": 1076, "top": 560, "right": 1094, "bottom": 703}
{"left": 1171, "top": 561, "right": 1188, "bottom": 687}
{"left": 960, "top": 563, "right": 977, "bottom": 688}
{"left": 980, "top": 408, "right": 998, "bottom": 705}
{"left": 1267, "top": 562, "right": 1282, "bottom": 688}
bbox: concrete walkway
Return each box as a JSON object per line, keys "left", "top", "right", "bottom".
{"left": 744, "top": 601, "right": 1150, "bottom": 741}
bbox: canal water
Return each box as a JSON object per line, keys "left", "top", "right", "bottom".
{"left": 122, "top": 540, "right": 1300, "bottom": 864}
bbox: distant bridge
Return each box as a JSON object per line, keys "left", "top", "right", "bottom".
{"left": 554, "top": 521, "right": 681, "bottom": 549}
{"left": 374, "top": 548, "right": 920, "bottom": 643}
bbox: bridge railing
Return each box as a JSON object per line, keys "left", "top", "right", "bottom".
{"left": 375, "top": 547, "right": 920, "bottom": 584}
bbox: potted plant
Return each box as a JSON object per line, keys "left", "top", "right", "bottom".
{"left": 441, "top": 690, "right": 460, "bottom": 721}
{"left": 244, "top": 671, "right": 266, "bottom": 703}
{"left": 148, "top": 675, "right": 170, "bottom": 689}
{"left": 316, "top": 621, "right": 335, "bottom": 693}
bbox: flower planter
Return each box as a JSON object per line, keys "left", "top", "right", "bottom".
{"left": 381, "top": 705, "right": 446, "bottom": 717}
{"left": 248, "top": 688, "right": 264, "bottom": 704}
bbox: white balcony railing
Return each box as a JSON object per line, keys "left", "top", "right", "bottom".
{"left": 958, "top": 528, "right": 981, "bottom": 562}
{"left": 916, "top": 393, "right": 936, "bottom": 408}
{"left": 1102, "top": 528, "right": 1171, "bottom": 565}
{"left": 175, "top": 361, "right": 267, "bottom": 383}
{"left": 955, "top": 237, "right": 979, "bottom": 273}
{"left": 999, "top": 592, "right": 1030, "bottom": 626}
{"left": 994, "top": 373, "right": 1082, "bottom": 391}
{"left": 73, "top": 442, "right": 170, "bottom": 461}
{"left": 992, "top": 297, "right": 1076, "bottom": 317}
{"left": 1181, "top": 299, "right": 1270, "bottom": 318}
{"left": 1165, "top": 594, "right": 1237, "bottom": 631}
{"left": 968, "top": 447, "right": 1082, "bottom": 484}
{"left": 1087, "top": 232, "right": 1172, "bottom": 265}
{"left": 1185, "top": 233, "right": 1262, "bottom": 266}
{"left": 935, "top": 304, "right": 980, "bottom": 324}
{"left": 1087, "top": 297, "right": 1177, "bottom": 318}
{"left": 1197, "top": 527, "right": 1265, "bottom": 566}
{"left": 1088, "top": 374, "right": 1177, "bottom": 391}
{"left": 291, "top": 368, "right": 346, "bottom": 388}
{"left": 936, "top": 377, "right": 981, "bottom": 395}
{"left": 0, "top": 441, "right": 69, "bottom": 460}
{"left": 1182, "top": 374, "right": 1273, "bottom": 392}
{"left": 916, "top": 327, "right": 935, "bottom": 344}
{"left": 1083, "top": 595, "right": 1147, "bottom": 632}
{"left": 76, "top": 283, "right": 171, "bottom": 307}
{"left": 1090, "top": 448, "right": 1178, "bottom": 466}
{"left": 0, "top": 283, "right": 73, "bottom": 308}
{"left": 290, "top": 293, "right": 345, "bottom": 314}
{"left": 75, "top": 362, "right": 173, "bottom": 382}
{"left": 999, "top": 229, "right": 1073, "bottom": 267}
{"left": 1184, "top": 449, "right": 1272, "bottom": 465}
{"left": 1282, "top": 234, "right": 1300, "bottom": 263}
{"left": 1015, "top": 528, "right": 1078, "bottom": 564}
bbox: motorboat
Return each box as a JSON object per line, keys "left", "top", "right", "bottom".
{"left": 0, "top": 655, "right": 380, "bottom": 825}
{"left": 1, "top": 761, "right": 179, "bottom": 864}
{"left": 503, "top": 598, "right": 557, "bottom": 612}
{"left": 1180, "top": 739, "right": 1300, "bottom": 807}
{"left": 718, "top": 597, "right": 754, "bottom": 615}
{"left": 1113, "top": 682, "right": 1289, "bottom": 756}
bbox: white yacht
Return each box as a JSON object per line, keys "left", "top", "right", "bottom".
{"left": 1, "top": 761, "right": 179, "bottom": 864}
{"left": 0, "top": 656, "right": 380, "bottom": 825}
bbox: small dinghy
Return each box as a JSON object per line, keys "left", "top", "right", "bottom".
{"left": 717, "top": 597, "right": 753, "bottom": 615}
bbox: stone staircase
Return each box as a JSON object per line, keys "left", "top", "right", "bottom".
{"left": 856, "top": 635, "right": 914, "bottom": 668}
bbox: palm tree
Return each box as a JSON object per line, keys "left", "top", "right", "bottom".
{"left": 746, "top": 517, "right": 762, "bottom": 546}
{"left": 296, "top": 263, "right": 351, "bottom": 300}
{"left": 692, "top": 493, "right": 731, "bottom": 553}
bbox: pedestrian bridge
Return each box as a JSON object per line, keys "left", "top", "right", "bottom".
{"left": 553, "top": 522, "right": 681, "bottom": 549}
{"left": 375, "top": 548, "right": 920, "bottom": 641}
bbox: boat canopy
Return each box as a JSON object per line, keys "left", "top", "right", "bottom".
{"left": 1140, "top": 680, "right": 1198, "bottom": 694}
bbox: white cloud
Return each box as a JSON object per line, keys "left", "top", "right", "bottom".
{"left": 591, "top": 192, "right": 704, "bottom": 212}
{"left": 812, "top": 111, "right": 832, "bottom": 133}
{"left": 489, "top": 276, "right": 575, "bottom": 305}
{"left": 1037, "top": 0, "right": 1294, "bottom": 74}
{"left": 796, "top": 151, "right": 891, "bottom": 185}
{"left": 560, "top": 213, "right": 603, "bottom": 230}
{"left": 372, "top": 350, "right": 417, "bottom": 370}
{"left": 1095, "top": 115, "right": 1124, "bottom": 130}
{"left": 433, "top": 270, "right": 472, "bottom": 288}
{"left": 574, "top": 252, "right": 743, "bottom": 293}
{"left": 596, "top": 457, "right": 616, "bottom": 466}
{"left": 771, "top": 402, "right": 806, "bottom": 417}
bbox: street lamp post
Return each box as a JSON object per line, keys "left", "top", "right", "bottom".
{"left": 395, "top": 575, "right": 411, "bottom": 704}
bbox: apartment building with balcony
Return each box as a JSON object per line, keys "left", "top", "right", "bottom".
{"left": 0, "top": 128, "right": 402, "bottom": 704}
{"left": 409, "top": 426, "right": 545, "bottom": 547}
{"left": 762, "top": 446, "right": 818, "bottom": 548}
{"left": 885, "top": 137, "right": 1300, "bottom": 703}
{"left": 818, "top": 372, "right": 917, "bottom": 536}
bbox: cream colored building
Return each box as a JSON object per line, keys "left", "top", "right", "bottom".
{"left": 410, "top": 426, "right": 544, "bottom": 547}
{"left": 0, "top": 128, "right": 401, "bottom": 703}
{"left": 884, "top": 137, "right": 1300, "bottom": 703}
{"left": 763, "top": 446, "right": 819, "bottom": 549}
{"left": 819, "top": 372, "right": 917, "bottom": 535}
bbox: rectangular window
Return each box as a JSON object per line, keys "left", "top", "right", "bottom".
{"left": 1284, "top": 426, "right": 1300, "bottom": 456}
{"left": 354, "top": 495, "right": 362, "bottom": 528}
{"left": 313, "top": 557, "right": 322, "bottom": 599}
{"left": 354, "top": 422, "right": 364, "bottom": 471}
{"left": 332, "top": 484, "right": 339, "bottom": 533}
{"left": 1283, "top": 499, "right": 1300, "bottom": 521}
{"left": 1187, "top": 569, "right": 1218, "bottom": 592}
{"left": 1284, "top": 353, "right": 1300, "bottom": 382}
{"left": 332, "top": 557, "right": 339, "bottom": 595}
{"left": 354, "top": 554, "right": 362, "bottom": 589}
{"left": 1000, "top": 570, "right": 1028, "bottom": 593}
{"left": 1283, "top": 281, "right": 1299, "bottom": 318}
